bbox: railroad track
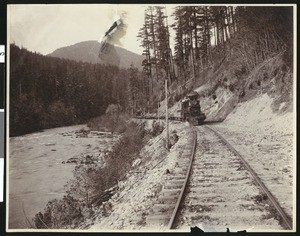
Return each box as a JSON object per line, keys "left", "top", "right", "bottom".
{"left": 146, "top": 129, "right": 197, "bottom": 228}
{"left": 146, "top": 124, "right": 292, "bottom": 231}
{"left": 205, "top": 125, "right": 293, "bottom": 230}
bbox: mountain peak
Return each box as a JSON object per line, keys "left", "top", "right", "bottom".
{"left": 48, "top": 41, "right": 143, "bottom": 70}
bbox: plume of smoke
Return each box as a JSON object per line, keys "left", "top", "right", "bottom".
{"left": 106, "top": 9, "right": 128, "bottom": 46}
{"left": 98, "top": 8, "right": 128, "bottom": 64}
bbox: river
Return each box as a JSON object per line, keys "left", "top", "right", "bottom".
{"left": 8, "top": 125, "right": 118, "bottom": 229}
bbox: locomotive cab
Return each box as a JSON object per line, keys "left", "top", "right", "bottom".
{"left": 185, "top": 91, "right": 206, "bottom": 125}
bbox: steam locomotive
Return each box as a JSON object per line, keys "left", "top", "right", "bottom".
{"left": 181, "top": 91, "right": 206, "bottom": 125}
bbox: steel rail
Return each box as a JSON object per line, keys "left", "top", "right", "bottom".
{"left": 204, "top": 125, "right": 293, "bottom": 230}
{"left": 167, "top": 128, "right": 198, "bottom": 229}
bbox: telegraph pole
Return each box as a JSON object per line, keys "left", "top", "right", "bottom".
{"left": 165, "top": 79, "right": 169, "bottom": 150}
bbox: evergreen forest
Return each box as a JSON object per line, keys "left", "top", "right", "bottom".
{"left": 9, "top": 44, "right": 144, "bottom": 136}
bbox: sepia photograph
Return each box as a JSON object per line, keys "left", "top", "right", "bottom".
{"left": 6, "top": 3, "right": 296, "bottom": 232}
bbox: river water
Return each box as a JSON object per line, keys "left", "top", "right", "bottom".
{"left": 8, "top": 125, "right": 118, "bottom": 229}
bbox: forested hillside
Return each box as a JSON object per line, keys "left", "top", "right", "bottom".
{"left": 9, "top": 44, "right": 145, "bottom": 136}
{"left": 137, "top": 6, "right": 293, "bottom": 113}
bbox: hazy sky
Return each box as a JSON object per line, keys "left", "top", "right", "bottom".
{"left": 8, "top": 4, "right": 177, "bottom": 55}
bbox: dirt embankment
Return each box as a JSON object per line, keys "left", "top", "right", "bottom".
{"left": 166, "top": 53, "right": 293, "bottom": 124}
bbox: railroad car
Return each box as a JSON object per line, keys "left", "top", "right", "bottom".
{"left": 181, "top": 91, "right": 206, "bottom": 125}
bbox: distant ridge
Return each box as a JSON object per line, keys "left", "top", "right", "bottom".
{"left": 48, "top": 40, "right": 143, "bottom": 70}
